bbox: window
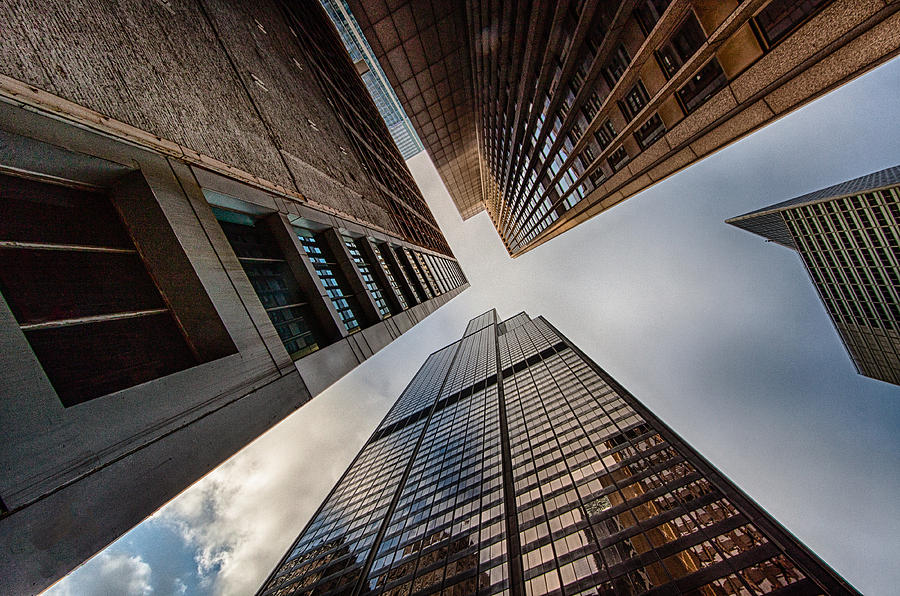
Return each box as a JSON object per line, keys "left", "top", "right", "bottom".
{"left": 619, "top": 80, "right": 651, "bottom": 121}
{"left": 656, "top": 13, "right": 706, "bottom": 79}
{"left": 634, "top": 113, "right": 666, "bottom": 149}
{"left": 595, "top": 119, "right": 617, "bottom": 150}
{"left": 602, "top": 45, "right": 631, "bottom": 88}
{"left": 677, "top": 57, "right": 727, "bottom": 113}
{"left": 634, "top": 0, "right": 673, "bottom": 35}
{"left": 296, "top": 228, "right": 364, "bottom": 333}
{"left": 214, "top": 208, "right": 320, "bottom": 359}
{"left": 343, "top": 236, "right": 392, "bottom": 317}
{"left": 755, "top": 0, "right": 829, "bottom": 46}
{"left": 0, "top": 173, "right": 199, "bottom": 406}
{"left": 607, "top": 146, "right": 630, "bottom": 172}
{"left": 372, "top": 243, "right": 410, "bottom": 309}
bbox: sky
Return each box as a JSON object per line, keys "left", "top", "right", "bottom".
{"left": 45, "top": 56, "right": 900, "bottom": 596}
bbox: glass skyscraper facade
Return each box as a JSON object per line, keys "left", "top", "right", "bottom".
{"left": 259, "top": 310, "right": 857, "bottom": 595}
{"left": 320, "top": 0, "right": 424, "bottom": 160}
{"left": 728, "top": 164, "right": 900, "bottom": 386}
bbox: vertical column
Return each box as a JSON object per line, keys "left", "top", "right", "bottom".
{"left": 263, "top": 213, "right": 345, "bottom": 343}
{"left": 493, "top": 317, "right": 525, "bottom": 596}
{"left": 321, "top": 228, "right": 381, "bottom": 325}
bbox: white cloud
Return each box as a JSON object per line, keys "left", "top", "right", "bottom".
{"left": 44, "top": 552, "right": 153, "bottom": 596}
{"left": 152, "top": 365, "right": 400, "bottom": 596}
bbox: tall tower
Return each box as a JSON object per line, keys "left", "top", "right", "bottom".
{"left": 0, "top": 1, "right": 464, "bottom": 592}
{"left": 319, "top": 0, "right": 424, "bottom": 160}
{"left": 728, "top": 164, "right": 900, "bottom": 386}
{"left": 259, "top": 311, "right": 857, "bottom": 595}
{"left": 346, "top": 0, "right": 900, "bottom": 255}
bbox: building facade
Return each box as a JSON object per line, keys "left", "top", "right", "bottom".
{"left": 320, "top": 0, "right": 424, "bottom": 160}
{"left": 259, "top": 310, "right": 857, "bottom": 596}
{"left": 346, "top": 0, "right": 900, "bottom": 255}
{"left": 728, "top": 164, "right": 900, "bottom": 386}
{"left": 0, "top": 1, "right": 465, "bottom": 593}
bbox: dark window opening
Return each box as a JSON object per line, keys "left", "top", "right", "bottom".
{"left": 755, "top": 0, "right": 830, "bottom": 47}
{"left": 297, "top": 229, "right": 364, "bottom": 333}
{"left": 634, "top": 0, "right": 674, "bottom": 35}
{"left": 608, "top": 146, "right": 630, "bottom": 172}
{"left": 677, "top": 57, "right": 728, "bottom": 113}
{"left": 595, "top": 119, "right": 617, "bottom": 150}
{"left": 634, "top": 113, "right": 667, "bottom": 149}
{"left": 619, "top": 80, "right": 651, "bottom": 121}
{"left": 656, "top": 13, "right": 706, "bottom": 79}
{"left": 371, "top": 243, "right": 409, "bottom": 310}
{"left": 603, "top": 45, "right": 631, "bottom": 88}
{"left": 214, "top": 208, "right": 321, "bottom": 359}
{"left": 343, "top": 236, "right": 393, "bottom": 317}
{"left": 0, "top": 173, "right": 200, "bottom": 406}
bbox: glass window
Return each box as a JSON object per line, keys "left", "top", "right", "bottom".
{"left": 296, "top": 227, "right": 363, "bottom": 333}
{"left": 755, "top": 0, "right": 829, "bottom": 46}
{"left": 656, "top": 13, "right": 706, "bottom": 78}
{"left": 343, "top": 236, "right": 392, "bottom": 317}
{"left": 603, "top": 44, "right": 631, "bottom": 88}
{"left": 634, "top": 0, "right": 673, "bottom": 35}
{"left": 677, "top": 57, "right": 728, "bottom": 113}
{"left": 607, "top": 146, "right": 630, "bottom": 172}
{"left": 635, "top": 113, "right": 666, "bottom": 149}
{"left": 620, "top": 80, "right": 651, "bottom": 121}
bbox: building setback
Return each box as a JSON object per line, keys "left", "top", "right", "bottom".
{"left": 728, "top": 164, "right": 900, "bottom": 386}
{"left": 320, "top": 0, "right": 424, "bottom": 160}
{"left": 0, "top": 1, "right": 466, "bottom": 593}
{"left": 346, "top": 0, "right": 900, "bottom": 255}
{"left": 259, "top": 310, "right": 857, "bottom": 596}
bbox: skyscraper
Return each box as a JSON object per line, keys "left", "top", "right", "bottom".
{"left": 0, "top": 1, "right": 464, "bottom": 592}
{"left": 346, "top": 0, "right": 900, "bottom": 255}
{"left": 728, "top": 164, "right": 900, "bottom": 386}
{"left": 320, "top": 0, "right": 424, "bottom": 159}
{"left": 259, "top": 310, "right": 857, "bottom": 595}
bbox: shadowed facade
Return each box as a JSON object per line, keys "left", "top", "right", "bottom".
{"left": 347, "top": 0, "right": 900, "bottom": 255}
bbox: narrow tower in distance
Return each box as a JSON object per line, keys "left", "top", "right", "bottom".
{"left": 259, "top": 310, "right": 857, "bottom": 595}
{"left": 728, "top": 164, "right": 900, "bottom": 386}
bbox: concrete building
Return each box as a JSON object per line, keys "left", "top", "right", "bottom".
{"left": 0, "top": 1, "right": 466, "bottom": 593}
{"left": 320, "top": 0, "right": 424, "bottom": 159}
{"left": 258, "top": 310, "right": 858, "bottom": 596}
{"left": 346, "top": 0, "right": 900, "bottom": 255}
{"left": 728, "top": 164, "right": 900, "bottom": 386}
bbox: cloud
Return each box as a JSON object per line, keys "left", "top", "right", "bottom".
{"left": 150, "top": 361, "right": 403, "bottom": 596}
{"left": 44, "top": 552, "right": 153, "bottom": 596}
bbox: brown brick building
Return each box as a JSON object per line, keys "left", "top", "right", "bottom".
{"left": 348, "top": 0, "right": 900, "bottom": 255}
{"left": 0, "top": 1, "right": 466, "bottom": 593}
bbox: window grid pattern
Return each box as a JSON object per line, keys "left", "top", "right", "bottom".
{"left": 465, "top": 310, "right": 499, "bottom": 336}
{"left": 441, "top": 327, "right": 497, "bottom": 398}
{"left": 402, "top": 247, "right": 435, "bottom": 301}
{"left": 297, "top": 230, "right": 362, "bottom": 332}
{"left": 262, "top": 419, "right": 426, "bottom": 596}
{"left": 371, "top": 243, "right": 409, "bottom": 311}
{"left": 344, "top": 236, "right": 391, "bottom": 318}
{"left": 379, "top": 341, "right": 460, "bottom": 429}
{"left": 215, "top": 211, "right": 319, "bottom": 360}
{"left": 262, "top": 311, "right": 850, "bottom": 595}
{"left": 366, "top": 386, "right": 508, "bottom": 596}
{"left": 783, "top": 188, "right": 900, "bottom": 384}
{"left": 490, "top": 2, "right": 831, "bottom": 255}
{"left": 412, "top": 251, "right": 442, "bottom": 297}
{"left": 500, "top": 320, "right": 811, "bottom": 595}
